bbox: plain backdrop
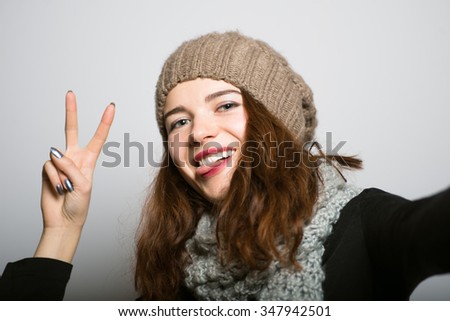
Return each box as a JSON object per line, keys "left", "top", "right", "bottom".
{"left": 1, "top": 0, "right": 449, "bottom": 300}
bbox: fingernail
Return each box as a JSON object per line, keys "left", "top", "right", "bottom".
{"left": 56, "top": 184, "right": 64, "bottom": 195}
{"left": 50, "top": 147, "right": 63, "bottom": 159}
{"left": 64, "top": 178, "right": 74, "bottom": 192}
{"left": 110, "top": 102, "right": 115, "bottom": 107}
{"left": 67, "top": 90, "right": 73, "bottom": 93}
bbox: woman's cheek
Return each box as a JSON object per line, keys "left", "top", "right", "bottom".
{"left": 168, "top": 135, "right": 191, "bottom": 167}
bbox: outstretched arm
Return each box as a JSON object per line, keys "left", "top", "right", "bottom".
{"left": 35, "top": 91, "right": 115, "bottom": 263}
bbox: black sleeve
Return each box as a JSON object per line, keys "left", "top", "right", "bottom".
{"left": 361, "top": 187, "right": 450, "bottom": 298}
{"left": 0, "top": 257, "right": 72, "bottom": 300}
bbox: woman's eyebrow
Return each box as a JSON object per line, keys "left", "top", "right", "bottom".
{"left": 164, "top": 106, "right": 187, "bottom": 120}
{"left": 164, "top": 89, "right": 241, "bottom": 120}
{"left": 205, "top": 89, "right": 241, "bottom": 103}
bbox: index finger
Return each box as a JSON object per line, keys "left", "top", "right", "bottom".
{"left": 65, "top": 91, "right": 79, "bottom": 149}
{"left": 86, "top": 103, "right": 116, "bottom": 156}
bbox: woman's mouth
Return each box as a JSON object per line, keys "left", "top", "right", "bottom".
{"left": 198, "top": 149, "right": 235, "bottom": 167}
{"left": 195, "top": 148, "right": 236, "bottom": 177}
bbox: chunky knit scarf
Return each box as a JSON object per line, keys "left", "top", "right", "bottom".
{"left": 184, "top": 164, "right": 362, "bottom": 300}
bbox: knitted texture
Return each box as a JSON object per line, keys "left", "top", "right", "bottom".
{"left": 183, "top": 164, "right": 362, "bottom": 300}
{"left": 155, "top": 31, "right": 317, "bottom": 142}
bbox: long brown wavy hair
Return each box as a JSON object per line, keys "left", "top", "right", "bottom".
{"left": 135, "top": 90, "right": 362, "bottom": 300}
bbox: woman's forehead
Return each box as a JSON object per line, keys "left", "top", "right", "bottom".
{"left": 165, "top": 78, "right": 241, "bottom": 107}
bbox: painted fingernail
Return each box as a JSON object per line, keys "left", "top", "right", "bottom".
{"left": 67, "top": 90, "right": 73, "bottom": 93}
{"left": 110, "top": 102, "right": 115, "bottom": 107}
{"left": 56, "top": 184, "right": 64, "bottom": 195}
{"left": 50, "top": 147, "right": 63, "bottom": 159}
{"left": 64, "top": 178, "right": 74, "bottom": 192}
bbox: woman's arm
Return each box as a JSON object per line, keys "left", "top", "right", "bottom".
{"left": 362, "top": 187, "right": 450, "bottom": 298}
{"left": 0, "top": 258, "right": 72, "bottom": 300}
{"left": 35, "top": 91, "right": 115, "bottom": 263}
{"left": 0, "top": 91, "right": 114, "bottom": 300}
{"left": 323, "top": 186, "right": 450, "bottom": 300}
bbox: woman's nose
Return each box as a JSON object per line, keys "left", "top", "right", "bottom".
{"left": 189, "top": 112, "right": 218, "bottom": 145}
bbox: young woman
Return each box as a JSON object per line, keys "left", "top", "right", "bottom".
{"left": 1, "top": 31, "right": 449, "bottom": 300}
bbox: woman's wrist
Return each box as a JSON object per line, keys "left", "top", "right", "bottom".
{"left": 34, "top": 226, "right": 83, "bottom": 263}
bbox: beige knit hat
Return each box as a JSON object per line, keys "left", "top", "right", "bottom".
{"left": 155, "top": 31, "right": 317, "bottom": 142}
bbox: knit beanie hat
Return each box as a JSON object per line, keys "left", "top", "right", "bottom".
{"left": 155, "top": 31, "right": 317, "bottom": 143}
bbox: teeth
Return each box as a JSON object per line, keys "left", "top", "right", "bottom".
{"left": 199, "top": 150, "right": 235, "bottom": 166}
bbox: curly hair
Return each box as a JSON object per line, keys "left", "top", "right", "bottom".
{"left": 134, "top": 90, "right": 362, "bottom": 300}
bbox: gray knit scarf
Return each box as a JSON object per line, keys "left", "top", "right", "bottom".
{"left": 184, "top": 164, "right": 362, "bottom": 300}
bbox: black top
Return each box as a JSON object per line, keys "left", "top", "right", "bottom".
{"left": 323, "top": 187, "right": 450, "bottom": 300}
{"left": 1, "top": 187, "right": 449, "bottom": 300}
{"left": 0, "top": 257, "right": 72, "bottom": 300}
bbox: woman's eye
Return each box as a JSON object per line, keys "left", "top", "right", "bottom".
{"left": 218, "top": 102, "right": 238, "bottom": 111}
{"left": 170, "top": 118, "right": 190, "bottom": 131}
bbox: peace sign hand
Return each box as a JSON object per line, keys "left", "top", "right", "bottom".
{"left": 35, "top": 91, "right": 115, "bottom": 263}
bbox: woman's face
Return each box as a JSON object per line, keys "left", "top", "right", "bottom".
{"left": 164, "top": 78, "right": 248, "bottom": 202}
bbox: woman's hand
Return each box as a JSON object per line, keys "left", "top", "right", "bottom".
{"left": 35, "top": 91, "right": 115, "bottom": 263}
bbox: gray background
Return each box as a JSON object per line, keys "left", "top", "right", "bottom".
{"left": 1, "top": 0, "right": 449, "bottom": 300}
